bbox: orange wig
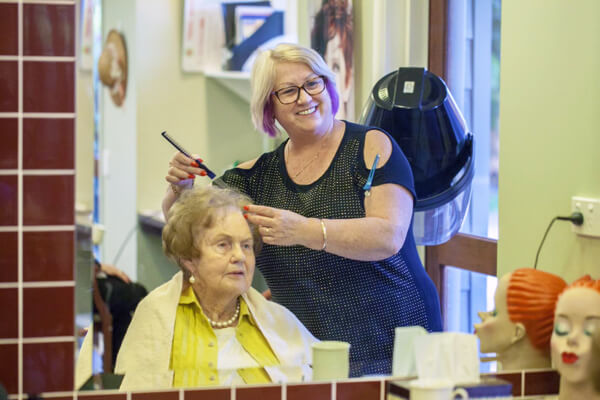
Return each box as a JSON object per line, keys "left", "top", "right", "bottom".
{"left": 562, "top": 274, "right": 600, "bottom": 294}
{"left": 506, "top": 268, "right": 567, "bottom": 351}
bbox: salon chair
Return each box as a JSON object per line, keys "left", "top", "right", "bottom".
{"left": 92, "top": 271, "right": 113, "bottom": 373}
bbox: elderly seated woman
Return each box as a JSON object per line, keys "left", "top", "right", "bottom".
{"left": 115, "top": 186, "right": 317, "bottom": 389}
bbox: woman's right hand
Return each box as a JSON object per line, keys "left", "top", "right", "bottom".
{"left": 165, "top": 151, "right": 207, "bottom": 185}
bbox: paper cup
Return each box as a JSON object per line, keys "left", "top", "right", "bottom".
{"left": 92, "top": 224, "right": 105, "bottom": 245}
{"left": 311, "top": 341, "right": 351, "bottom": 381}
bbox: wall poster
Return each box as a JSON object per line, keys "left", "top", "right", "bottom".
{"left": 308, "top": 0, "right": 354, "bottom": 121}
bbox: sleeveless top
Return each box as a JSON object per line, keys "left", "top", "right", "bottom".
{"left": 219, "top": 121, "right": 442, "bottom": 377}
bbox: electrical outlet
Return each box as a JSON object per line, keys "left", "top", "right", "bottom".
{"left": 571, "top": 196, "right": 600, "bottom": 238}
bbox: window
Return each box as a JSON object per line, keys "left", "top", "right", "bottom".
{"left": 431, "top": 0, "right": 502, "bottom": 372}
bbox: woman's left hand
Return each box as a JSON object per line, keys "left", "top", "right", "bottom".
{"left": 244, "top": 204, "right": 313, "bottom": 247}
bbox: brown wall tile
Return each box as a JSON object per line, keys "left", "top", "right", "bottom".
{"left": 0, "top": 175, "right": 18, "bottom": 226}
{"left": 236, "top": 385, "right": 281, "bottom": 400}
{"left": 0, "top": 61, "right": 18, "bottom": 112}
{"left": 0, "top": 288, "right": 18, "bottom": 338}
{"left": 78, "top": 394, "right": 128, "bottom": 400}
{"left": 23, "top": 118, "right": 75, "bottom": 169}
{"left": 0, "top": 231, "right": 18, "bottom": 282}
{"left": 0, "top": 118, "right": 18, "bottom": 169}
{"left": 23, "top": 4, "right": 75, "bottom": 57}
{"left": 287, "top": 383, "right": 331, "bottom": 400}
{"left": 336, "top": 381, "right": 381, "bottom": 400}
{"left": 132, "top": 391, "right": 179, "bottom": 400}
{"left": 23, "top": 286, "right": 74, "bottom": 337}
{"left": 23, "top": 231, "right": 74, "bottom": 281}
{"left": 524, "top": 369, "right": 560, "bottom": 396}
{"left": 0, "top": 344, "right": 18, "bottom": 394}
{"left": 23, "top": 341, "right": 74, "bottom": 393}
{"left": 185, "top": 388, "right": 230, "bottom": 400}
{"left": 0, "top": 4, "right": 18, "bottom": 55}
{"left": 23, "top": 175, "right": 74, "bottom": 226}
{"left": 23, "top": 61, "right": 75, "bottom": 113}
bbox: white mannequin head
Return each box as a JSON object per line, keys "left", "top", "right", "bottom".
{"left": 551, "top": 275, "right": 600, "bottom": 395}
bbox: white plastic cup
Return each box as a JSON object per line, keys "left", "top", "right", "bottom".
{"left": 311, "top": 341, "right": 351, "bottom": 381}
{"left": 91, "top": 224, "right": 105, "bottom": 245}
{"left": 409, "top": 378, "right": 469, "bottom": 400}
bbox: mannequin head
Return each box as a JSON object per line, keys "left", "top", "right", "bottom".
{"left": 592, "top": 328, "right": 600, "bottom": 392}
{"left": 474, "top": 268, "right": 567, "bottom": 369}
{"left": 551, "top": 275, "right": 600, "bottom": 398}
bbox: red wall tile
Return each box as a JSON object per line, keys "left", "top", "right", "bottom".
{"left": 0, "top": 288, "right": 18, "bottom": 338}
{"left": 287, "top": 383, "right": 331, "bottom": 400}
{"left": 524, "top": 369, "right": 560, "bottom": 396}
{"left": 185, "top": 388, "right": 230, "bottom": 400}
{"left": 78, "top": 394, "right": 128, "bottom": 400}
{"left": 0, "top": 175, "right": 18, "bottom": 226}
{"left": 0, "top": 344, "right": 18, "bottom": 394}
{"left": 0, "top": 61, "right": 18, "bottom": 112}
{"left": 336, "top": 381, "right": 381, "bottom": 400}
{"left": 23, "top": 118, "right": 75, "bottom": 169}
{"left": 23, "top": 4, "right": 75, "bottom": 57}
{"left": 236, "top": 385, "right": 281, "bottom": 400}
{"left": 0, "top": 4, "right": 18, "bottom": 55}
{"left": 23, "top": 231, "right": 74, "bottom": 281}
{"left": 23, "top": 61, "right": 75, "bottom": 113}
{"left": 23, "top": 341, "right": 74, "bottom": 393}
{"left": 0, "top": 118, "right": 18, "bottom": 169}
{"left": 0, "top": 232, "right": 18, "bottom": 282}
{"left": 132, "top": 391, "right": 179, "bottom": 400}
{"left": 23, "top": 175, "right": 74, "bottom": 226}
{"left": 23, "top": 286, "right": 74, "bottom": 337}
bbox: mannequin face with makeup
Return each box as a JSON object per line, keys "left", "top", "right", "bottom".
{"left": 474, "top": 273, "right": 524, "bottom": 354}
{"left": 551, "top": 287, "right": 600, "bottom": 385}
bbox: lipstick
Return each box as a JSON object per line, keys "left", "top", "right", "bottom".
{"left": 562, "top": 352, "right": 578, "bottom": 364}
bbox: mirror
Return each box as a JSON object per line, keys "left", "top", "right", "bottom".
{"left": 73, "top": 0, "right": 436, "bottom": 391}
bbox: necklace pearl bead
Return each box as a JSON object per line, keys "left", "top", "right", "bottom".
{"left": 206, "top": 300, "right": 240, "bottom": 328}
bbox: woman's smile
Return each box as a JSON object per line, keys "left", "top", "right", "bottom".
{"left": 297, "top": 106, "right": 317, "bottom": 115}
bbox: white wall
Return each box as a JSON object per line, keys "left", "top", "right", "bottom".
{"left": 100, "top": 0, "right": 138, "bottom": 278}
{"left": 498, "top": 0, "right": 600, "bottom": 281}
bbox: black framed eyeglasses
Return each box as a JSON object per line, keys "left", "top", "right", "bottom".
{"left": 272, "top": 76, "right": 326, "bottom": 104}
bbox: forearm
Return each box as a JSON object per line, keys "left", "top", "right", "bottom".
{"left": 161, "top": 185, "right": 178, "bottom": 221}
{"left": 302, "top": 217, "right": 406, "bottom": 261}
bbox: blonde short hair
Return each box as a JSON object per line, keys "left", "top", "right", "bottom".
{"left": 250, "top": 43, "right": 340, "bottom": 137}
{"left": 162, "top": 186, "right": 261, "bottom": 268}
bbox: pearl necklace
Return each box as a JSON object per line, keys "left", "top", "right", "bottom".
{"left": 205, "top": 300, "right": 240, "bottom": 329}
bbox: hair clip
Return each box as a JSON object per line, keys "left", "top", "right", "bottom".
{"left": 363, "top": 154, "right": 380, "bottom": 197}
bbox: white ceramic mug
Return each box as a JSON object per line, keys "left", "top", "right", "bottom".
{"left": 409, "top": 378, "right": 469, "bottom": 400}
{"left": 311, "top": 341, "right": 351, "bottom": 381}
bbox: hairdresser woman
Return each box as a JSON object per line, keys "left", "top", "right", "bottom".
{"left": 163, "top": 43, "right": 442, "bottom": 377}
{"left": 116, "top": 187, "right": 316, "bottom": 389}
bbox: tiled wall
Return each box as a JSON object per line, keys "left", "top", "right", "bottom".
{"left": 0, "top": 0, "right": 77, "bottom": 396}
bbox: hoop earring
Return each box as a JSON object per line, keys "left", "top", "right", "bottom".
{"left": 189, "top": 275, "right": 196, "bottom": 284}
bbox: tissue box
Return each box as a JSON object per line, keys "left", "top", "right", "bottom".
{"left": 414, "top": 332, "right": 480, "bottom": 384}
{"left": 387, "top": 377, "right": 513, "bottom": 399}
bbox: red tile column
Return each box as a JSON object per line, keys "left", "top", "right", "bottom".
{"left": 0, "top": 0, "right": 76, "bottom": 396}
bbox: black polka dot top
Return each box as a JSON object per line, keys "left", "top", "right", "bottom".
{"left": 219, "top": 121, "right": 442, "bottom": 377}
